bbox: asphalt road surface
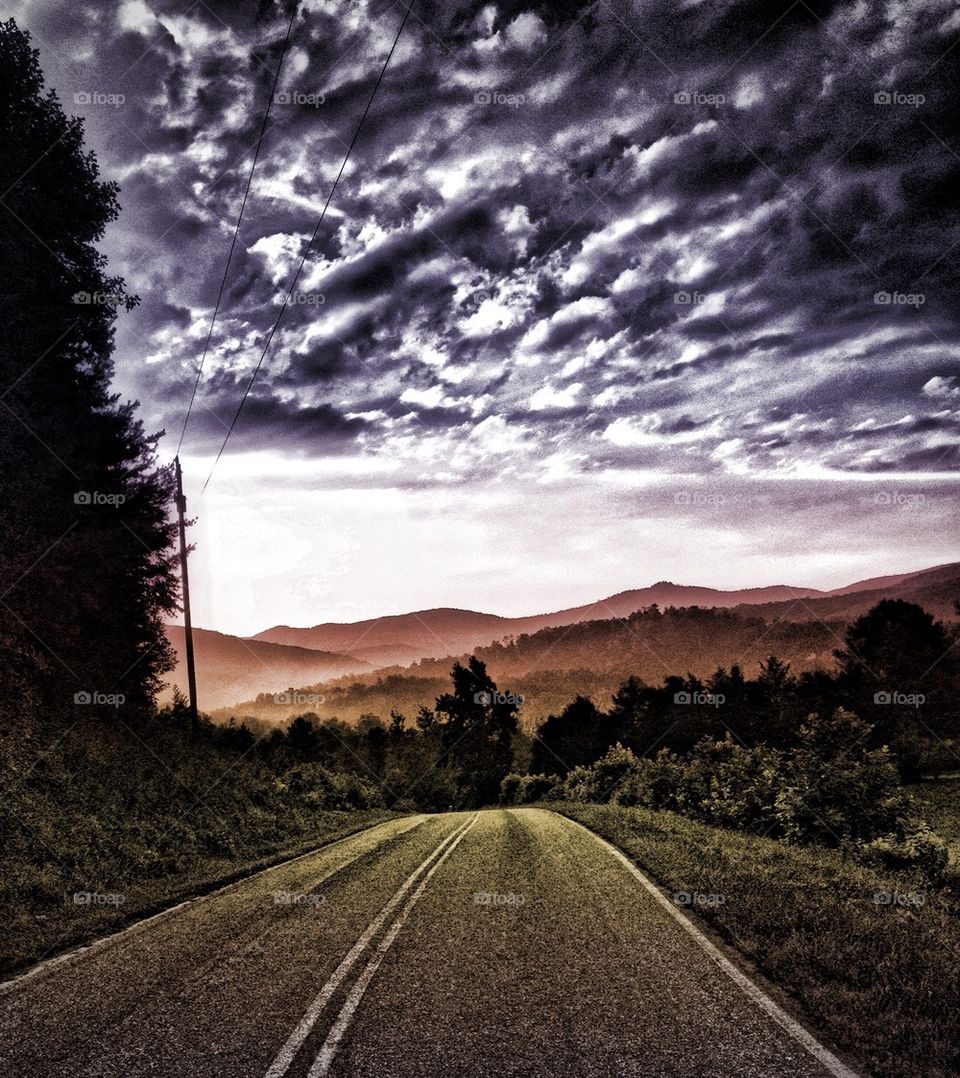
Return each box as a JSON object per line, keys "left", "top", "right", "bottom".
{"left": 0, "top": 809, "right": 858, "bottom": 1078}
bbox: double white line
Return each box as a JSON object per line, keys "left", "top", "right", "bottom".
{"left": 264, "top": 813, "right": 478, "bottom": 1078}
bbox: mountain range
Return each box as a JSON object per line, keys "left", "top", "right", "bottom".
{"left": 164, "top": 562, "right": 960, "bottom": 713}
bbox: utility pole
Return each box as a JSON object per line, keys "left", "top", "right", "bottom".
{"left": 174, "top": 456, "right": 199, "bottom": 734}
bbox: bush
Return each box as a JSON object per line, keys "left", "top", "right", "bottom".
{"left": 773, "top": 710, "right": 908, "bottom": 847}
{"left": 613, "top": 750, "right": 685, "bottom": 809}
{"left": 283, "top": 763, "right": 385, "bottom": 810}
{"left": 914, "top": 737, "right": 959, "bottom": 779}
{"left": 500, "top": 773, "right": 522, "bottom": 804}
{"left": 671, "top": 736, "right": 784, "bottom": 830}
{"left": 517, "top": 773, "right": 558, "bottom": 803}
{"left": 859, "top": 822, "right": 950, "bottom": 879}
{"left": 516, "top": 710, "right": 949, "bottom": 863}
{"left": 562, "top": 744, "right": 639, "bottom": 802}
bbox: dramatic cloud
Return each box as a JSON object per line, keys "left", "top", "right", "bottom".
{"left": 12, "top": 0, "right": 960, "bottom": 627}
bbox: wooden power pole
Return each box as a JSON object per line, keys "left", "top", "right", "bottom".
{"left": 174, "top": 456, "right": 199, "bottom": 733}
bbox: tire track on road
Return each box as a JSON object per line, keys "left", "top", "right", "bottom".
{"left": 264, "top": 813, "right": 478, "bottom": 1078}
{"left": 307, "top": 813, "right": 479, "bottom": 1078}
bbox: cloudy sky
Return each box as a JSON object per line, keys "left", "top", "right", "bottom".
{"left": 14, "top": 0, "right": 960, "bottom": 633}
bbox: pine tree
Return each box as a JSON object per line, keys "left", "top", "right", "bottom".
{"left": 0, "top": 20, "right": 179, "bottom": 717}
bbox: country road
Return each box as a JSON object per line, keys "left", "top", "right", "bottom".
{"left": 0, "top": 809, "right": 856, "bottom": 1078}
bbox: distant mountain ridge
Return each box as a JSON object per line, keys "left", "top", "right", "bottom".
{"left": 217, "top": 606, "right": 844, "bottom": 727}
{"left": 168, "top": 561, "right": 959, "bottom": 715}
{"left": 249, "top": 562, "right": 960, "bottom": 667}
{"left": 250, "top": 584, "right": 826, "bottom": 666}
{"left": 730, "top": 562, "right": 960, "bottom": 624}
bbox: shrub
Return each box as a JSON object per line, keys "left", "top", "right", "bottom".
{"left": 500, "top": 773, "right": 522, "bottom": 804}
{"left": 513, "top": 709, "right": 950, "bottom": 863}
{"left": 516, "top": 773, "right": 558, "bottom": 803}
{"left": 773, "top": 710, "right": 908, "bottom": 847}
{"left": 672, "top": 736, "right": 784, "bottom": 830}
{"left": 859, "top": 822, "right": 950, "bottom": 879}
{"left": 613, "top": 750, "right": 684, "bottom": 809}
{"left": 562, "top": 744, "right": 640, "bottom": 802}
{"left": 282, "top": 763, "right": 384, "bottom": 810}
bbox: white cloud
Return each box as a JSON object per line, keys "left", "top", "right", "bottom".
{"left": 923, "top": 375, "right": 960, "bottom": 398}
{"left": 399, "top": 384, "right": 446, "bottom": 408}
{"left": 505, "top": 12, "right": 548, "bottom": 50}
{"left": 529, "top": 382, "right": 582, "bottom": 410}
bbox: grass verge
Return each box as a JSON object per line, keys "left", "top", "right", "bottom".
{"left": 553, "top": 802, "right": 960, "bottom": 1078}
{"left": 0, "top": 715, "right": 397, "bottom": 976}
{"left": 908, "top": 777, "right": 960, "bottom": 862}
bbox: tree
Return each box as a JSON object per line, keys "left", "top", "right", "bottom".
{"left": 607, "top": 675, "right": 646, "bottom": 743}
{"left": 758, "top": 655, "right": 792, "bottom": 697}
{"left": 428, "top": 657, "right": 520, "bottom": 808}
{"left": 835, "top": 599, "right": 950, "bottom": 687}
{"left": 357, "top": 714, "right": 388, "bottom": 776}
{"left": 530, "top": 695, "right": 607, "bottom": 776}
{"left": 0, "top": 20, "right": 179, "bottom": 717}
{"left": 754, "top": 655, "right": 798, "bottom": 745}
{"left": 286, "top": 715, "right": 322, "bottom": 759}
{"left": 835, "top": 600, "right": 957, "bottom": 755}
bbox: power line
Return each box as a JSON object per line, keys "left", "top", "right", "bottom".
{"left": 201, "top": 0, "right": 416, "bottom": 494}
{"left": 176, "top": 1, "right": 300, "bottom": 457}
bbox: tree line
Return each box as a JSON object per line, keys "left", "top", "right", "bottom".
{"left": 0, "top": 20, "right": 177, "bottom": 725}
{"left": 209, "top": 599, "right": 957, "bottom": 830}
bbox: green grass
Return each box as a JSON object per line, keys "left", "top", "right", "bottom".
{"left": 555, "top": 801, "right": 960, "bottom": 1078}
{"left": 908, "top": 777, "right": 960, "bottom": 861}
{"left": 0, "top": 715, "right": 396, "bottom": 975}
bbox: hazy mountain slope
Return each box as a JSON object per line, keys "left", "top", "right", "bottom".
{"left": 163, "top": 625, "right": 369, "bottom": 710}
{"left": 249, "top": 564, "right": 958, "bottom": 669}
{"left": 251, "top": 608, "right": 513, "bottom": 667}
{"left": 732, "top": 563, "right": 960, "bottom": 623}
{"left": 219, "top": 606, "right": 843, "bottom": 726}
{"left": 212, "top": 563, "right": 958, "bottom": 718}
{"left": 822, "top": 566, "right": 948, "bottom": 596}
{"left": 249, "top": 584, "right": 829, "bottom": 666}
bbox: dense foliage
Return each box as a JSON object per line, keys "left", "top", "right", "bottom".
{"left": 523, "top": 600, "right": 959, "bottom": 781}
{"left": 0, "top": 20, "right": 178, "bottom": 717}
{"left": 0, "top": 698, "right": 394, "bottom": 973}
{"left": 493, "top": 600, "right": 958, "bottom": 873}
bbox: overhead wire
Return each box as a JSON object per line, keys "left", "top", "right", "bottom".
{"left": 201, "top": 0, "right": 416, "bottom": 493}
{"left": 175, "top": 1, "right": 301, "bottom": 457}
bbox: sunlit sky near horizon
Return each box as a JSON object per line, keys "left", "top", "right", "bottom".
{"left": 13, "top": 0, "right": 960, "bottom": 634}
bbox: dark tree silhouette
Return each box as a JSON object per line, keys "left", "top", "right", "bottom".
{"left": 430, "top": 657, "right": 520, "bottom": 807}
{"left": 835, "top": 599, "right": 950, "bottom": 687}
{"left": 0, "top": 20, "right": 178, "bottom": 716}
{"left": 530, "top": 694, "right": 608, "bottom": 776}
{"left": 835, "top": 599, "right": 958, "bottom": 769}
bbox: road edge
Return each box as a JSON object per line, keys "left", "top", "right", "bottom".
{"left": 555, "top": 810, "right": 863, "bottom": 1078}
{"left": 0, "top": 813, "right": 423, "bottom": 998}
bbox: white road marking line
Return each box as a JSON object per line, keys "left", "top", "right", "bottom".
{"left": 0, "top": 815, "right": 425, "bottom": 998}
{"left": 563, "top": 814, "right": 861, "bottom": 1078}
{"left": 263, "top": 814, "right": 475, "bottom": 1078}
{"left": 307, "top": 813, "right": 479, "bottom": 1078}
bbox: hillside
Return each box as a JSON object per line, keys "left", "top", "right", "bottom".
{"left": 251, "top": 608, "right": 515, "bottom": 668}
{"left": 194, "top": 562, "right": 959, "bottom": 717}
{"left": 249, "top": 582, "right": 829, "bottom": 667}
{"left": 731, "top": 562, "right": 960, "bottom": 623}
{"left": 218, "top": 606, "right": 844, "bottom": 727}
{"left": 250, "top": 563, "right": 959, "bottom": 670}
{"left": 163, "top": 625, "right": 368, "bottom": 710}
